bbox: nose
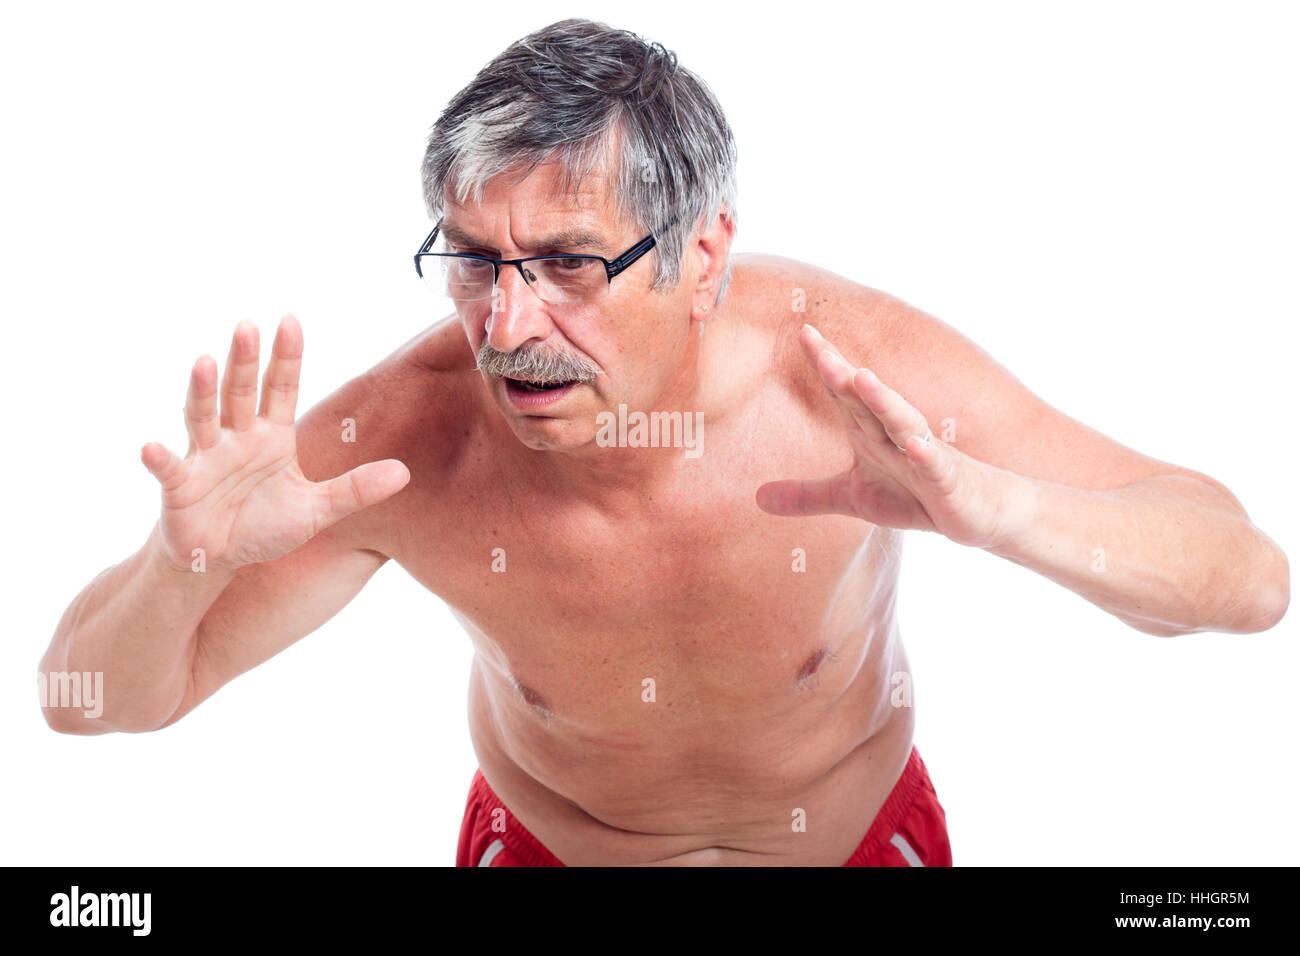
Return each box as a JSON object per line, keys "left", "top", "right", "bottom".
{"left": 483, "top": 262, "right": 554, "bottom": 354}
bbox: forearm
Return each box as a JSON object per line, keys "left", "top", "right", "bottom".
{"left": 987, "top": 472, "right": 1289, "bottom": 635}
{"left": 40, "top": 521, "right": 237, "bottom": 734}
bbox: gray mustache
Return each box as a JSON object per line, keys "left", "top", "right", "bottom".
{"left": 476, "top": 341, "right": 600, "bottom": 384}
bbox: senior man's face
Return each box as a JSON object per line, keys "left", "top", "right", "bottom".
{"left": 441, "top": 161, "right": 697, "bottom": 453}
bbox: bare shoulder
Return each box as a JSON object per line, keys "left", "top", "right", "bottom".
{"left": 293, "top": 315, "right": 481, "bottom": 554}
{"left": 731, "top": 253, "right": 1224, "bottom": 494}
{"left": 727, "top": 253, "right": 903, "bottom": 418}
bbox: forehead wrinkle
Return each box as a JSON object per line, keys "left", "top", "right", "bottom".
{"left": 441, "top": 157, "right": 627, "bottom": 255}
{"left": 440, "top": 219, "right": 613, "bottom": 255}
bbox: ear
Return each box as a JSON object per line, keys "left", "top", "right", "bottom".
{"left": 689, "top": 203, "right": 736, "bottom": 322}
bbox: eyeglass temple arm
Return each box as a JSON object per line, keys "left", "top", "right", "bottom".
{"left": 413, "top": 223, "right": 441, "bottom": 276}
{"left": 605, "top": 215, "right": 679, "bottom": 278}
{"left": 606, "top": 235, "right": 656, "bottom": 278}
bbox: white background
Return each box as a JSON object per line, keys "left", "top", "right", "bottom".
{"left": 2, "top": 0, "right": 1295, "bottom": 866}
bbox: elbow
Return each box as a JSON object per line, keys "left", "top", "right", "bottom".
{"left": 41, "top": 706, "right": 173, "bottom": 736}
{"left": 42, "top": 708, "right": 113, "bottom": 736}
{"left": 1188, "top": 536, "right": 1290, "bottom": 635}
{"left": 39, "top": 692, "right": 128, "bottom": 735}
{"left": 1217, "top": 541, "right": 1290, "bottom": 634}
{"left": 37, "top": 672, "right": 178, "bottom": 736}
{"left": 1250, "top": 545, "right": 1290, "bottom": 633}
{"left": 37, "top": 647, "right": 194, "bottom": 735}
{"left": 36, "top": 656, "right": 109, "bottom": 734}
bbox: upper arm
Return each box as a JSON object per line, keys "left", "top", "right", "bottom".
{"left": 858, "top": 290, "right": 1246, "bottom": 511}
{"left": 158, "top": 372, "right": 397, "bottom": 728}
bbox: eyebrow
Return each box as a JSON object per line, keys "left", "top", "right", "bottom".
{"left": 439, "top": 222, "right": 611, "bottom": 255}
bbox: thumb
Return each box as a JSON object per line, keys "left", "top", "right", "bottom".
{"left": 141, "top": 441, "right": 188, "bottom": 492}
{"left": 315, "top": 459, "right": 411, "bottom": 529}
{"left": 755, "top": 475, "right": 850, "bottom": 517}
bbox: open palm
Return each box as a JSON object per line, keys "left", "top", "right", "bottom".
{"left": 755, "top": 324, "right": 1010, "bottom": 550}
{"left": 141, "top": 316, "right": 409, "bottom": 571}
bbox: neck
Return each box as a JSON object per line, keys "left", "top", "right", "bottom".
{"left": 522, "top": 311, "right": 742, "bottom": 511}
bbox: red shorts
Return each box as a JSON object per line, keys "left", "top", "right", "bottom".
{"left": 456, "top": 745, "right": 952, "bottom": 866}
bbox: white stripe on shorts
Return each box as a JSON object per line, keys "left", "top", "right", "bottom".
{"left": 889, "top": 831, "right": 925, "bottom": 867}
{"left": 478, "top": 838, "right": 506, "bottom": 867}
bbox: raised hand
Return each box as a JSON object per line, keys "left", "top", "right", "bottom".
{"left": 755, "top": 324, "right": 1014, "bottom": 549}
{"left": 141, "top": 315, "right": 409, "bottom": 571}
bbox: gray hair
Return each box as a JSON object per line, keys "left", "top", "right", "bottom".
{"left": 420, "top": 18, "right": 739, "bottom": 306}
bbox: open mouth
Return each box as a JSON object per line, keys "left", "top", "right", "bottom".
{"left": 506, "top": 377, "right": 577, "bottom": 392}
{"left": 502, "top": 376, "right": 582, "bottom": 409}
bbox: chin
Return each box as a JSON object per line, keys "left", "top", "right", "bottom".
{"left": 496, "top": 400, "right": 587, "bottom": 450}
{"left": 508, "top": 419, "right": 595, "bottom": 453}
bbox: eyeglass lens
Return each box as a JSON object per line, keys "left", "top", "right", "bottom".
{"left": 420, "top": 253, "right": 608, "bottom": 305}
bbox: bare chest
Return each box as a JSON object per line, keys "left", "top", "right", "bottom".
{"left": 383, "top": 428, "right": 902, "bottom": 724}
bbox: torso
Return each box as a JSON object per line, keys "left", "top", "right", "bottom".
{"left": 354, "top": 254, "right": 918, "bottom": 864}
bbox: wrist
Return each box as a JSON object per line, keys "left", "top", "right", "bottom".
{"left": 985, "top": 470, "right": 1041, "bottom": 558}
{"left": 145, "top": 524, "right": 237, "bottom": 585}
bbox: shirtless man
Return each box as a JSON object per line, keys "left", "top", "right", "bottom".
{"left": 40, "top": 19, "right": 1289, "bottom": 866}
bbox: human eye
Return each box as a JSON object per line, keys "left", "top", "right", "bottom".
{"left": 539, "top": 254, "right": 601, "bottom": 272}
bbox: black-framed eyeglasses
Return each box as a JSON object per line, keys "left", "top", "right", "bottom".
{"left": 413, "top": 218, "right": 671, "bottom": 305}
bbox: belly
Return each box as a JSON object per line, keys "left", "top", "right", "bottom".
{"left": 461, "top": 609, "right": 915, "bottom": 865}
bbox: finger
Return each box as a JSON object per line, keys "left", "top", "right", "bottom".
{"left": 798, "top": 326, "right": 891, "bottom": 438}
{"left": 140, "top": 441, "right": 188, "bottom": 492}
{"left": 220, "top": 320, "right": 261, "bottom": 432}
{"left": 185, "top": 355, "right": 221, "bottom": 452}
{"left": 314, "top": 459, "right": 411, "bottom": 530}
{"left": 812, "top": 344, "right": 894, "bottom": 447}
{"left": 851, "top": 368, "right": 932, "bottom": 452}
{"left": 258, "top": 314, "right": 303, "bottom": 426}
{"left": 801, "top": 324, "right": 870, "bottom": 391}
{"left": 904, "top": 431, "right": 957, "bottom": 496}
{"left": 800, "top": 323, "right": 852, "bottom": 365}
{"left": 800, "top": 324, "right": 857, "bottom": 392}
{"left": 755, "top": 475, "right": 852, "bottom": 517}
